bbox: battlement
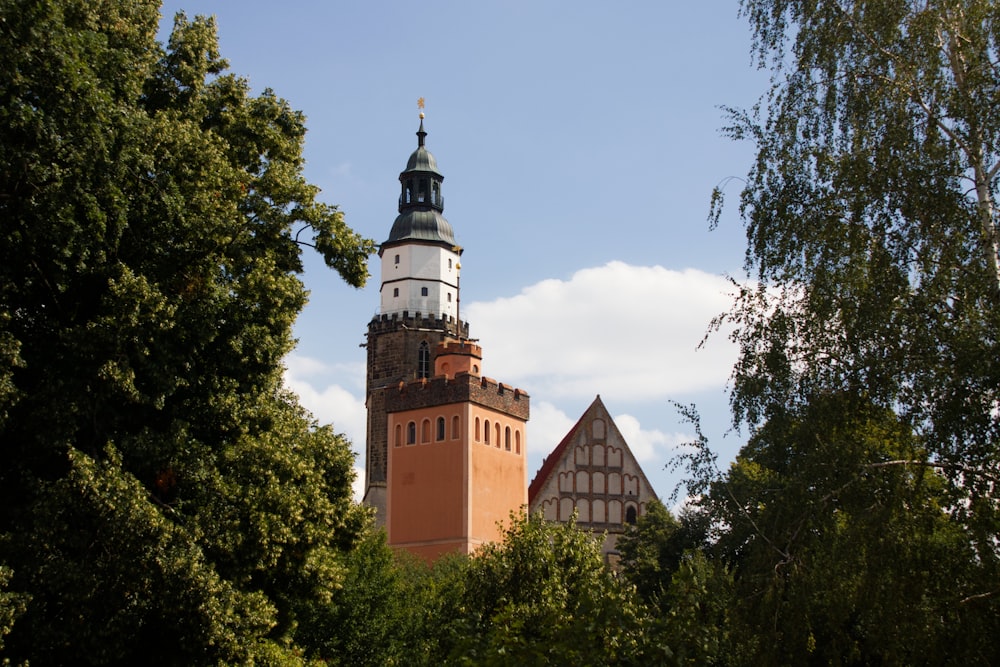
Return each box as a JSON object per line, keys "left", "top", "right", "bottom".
{"left": 385, "top": 372, "right": 530, "bottom": 420}
{"left": 435, "top": 340, "right": 482, "bottom": 357}
{"left": 368, "top": 311, "right": 468, "bottom": 338}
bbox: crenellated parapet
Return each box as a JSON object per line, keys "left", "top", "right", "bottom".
{"left": 367, "top": 311, "right": 468, "bottom": 338}
{"left": 386, "top": 372, "right": 530, "bottom": 420}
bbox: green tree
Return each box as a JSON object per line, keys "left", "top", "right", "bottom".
{"left": 702, "top": 394, "right": 989, "bottom": 664}
{"left": 0, "top": 1, "right": 374, "bottom": 663}
{"left": 618, "top": 500, "right": 730, "bottom": 666}
{"left": 432, "top": 512, "right": 650, "bottom": 666}
{"left": 709, "top": 0, "right": 1000, "bottom": 632}
{"left": 617, "top": 499, "right": 682, "bottom": 603}
{"left": 296, "top": 527, "right": 416, "bottom": 666}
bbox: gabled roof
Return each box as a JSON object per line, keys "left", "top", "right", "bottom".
{"left": 528, "top": 395, "right": 659, "bottom": 507}
{"left": 528, "top": 404, "right": 587, "bottom": 503}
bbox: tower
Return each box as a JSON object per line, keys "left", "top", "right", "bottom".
{"left": 363, "top": 115, "right": 464, "bottom": 522}
{"left": 364, "top": 117, "right": 529, "bottom": 560}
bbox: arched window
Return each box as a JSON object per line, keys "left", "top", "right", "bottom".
{"left": 504, "top": 426, "right": 511, "bottom": 451}
{"left": 625, "top": 506, "right": 638, "bottom": 525}
{"left": 475, "top": 417, "right": 481, "bottom": 441}
{"left": 495, "top": 422, "right": 501, "bottom": 448}
{"left": 451, "top": 415, "right": 460, "bottom": 439}
{"left": 394, "top": 253, "right": 400, "bottom": 265}
{"left": 394, "top": 424, "right": 402, "bottom": 447}
{"left": 484, "top": 420, "right": 490, "bottom": 445}
{"left": 418, "top": 341, "right": 430, "bottom": 379}
{"left": 420, "top": 286, "right": 429, "bottom": 297}
{"left": 515, "top": 430, "right": 521, "bottom": 454}
{"left": 436, "top": 417, "right": 446, "bottom": 441}
{"left": 407, "top": 421, "right": 416, "bottom": 445}
{"left": 421, "top": 419, "right": 431, "bottom": 443}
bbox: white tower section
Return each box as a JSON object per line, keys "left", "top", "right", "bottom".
{"left": 380, "top": 242, "right": 460, "bottom": 318}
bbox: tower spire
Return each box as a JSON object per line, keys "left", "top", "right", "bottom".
{"left": 417, "top": 97, "right": 426, "bottom": 147}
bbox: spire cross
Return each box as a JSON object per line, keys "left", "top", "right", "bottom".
{"left": 416, "top": 98, "right": 427, "bottom": 146}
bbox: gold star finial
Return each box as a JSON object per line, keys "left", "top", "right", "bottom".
{"left": 417, "top": 97, "right": 425, "bottom": 118}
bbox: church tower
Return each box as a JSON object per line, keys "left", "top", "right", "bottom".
{"left": 364, "top": 116, "right": 529, "bottom": 560}
{"left": 363, "top": 115, "right": 465, "bottom": 522}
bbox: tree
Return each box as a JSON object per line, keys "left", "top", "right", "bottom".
{"left": 702, "top": 394, "right": 990, "bottom": 664}
{"left": 618, "top": 501, "right": 730, "bottom": 666}
{"left": 0, "top": 1, "right": 374, "bottom": 663}
{"left": 618, "top": 499, "right": 687, "bottom": 604}
{"left": 433, "top": 512, "right": 651, "bottom": 666}
{"left": 711, "top": 0, "right": 1000, "bottom": 617}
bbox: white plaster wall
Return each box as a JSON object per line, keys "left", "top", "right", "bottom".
{"left": 380, "top": 244, "right": 460, "bottom": 318}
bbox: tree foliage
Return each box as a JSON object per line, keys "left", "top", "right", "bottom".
{"left": 0, "top": 1, "right": 375, "bottom": 662}
{"left": 716, "top": 0, "right": 1000, "bottom": 496}
{"left": 675, "top": 1, "right": 1000, "bottom": 663}
{"left": 707, "top": 394, "right": 992, "bottom": 664}
{"left": 424, "top": 512, "right": 651, "bottom": 666}
{"left": 706, "top": 0, "right": 1000, "bottom": 624}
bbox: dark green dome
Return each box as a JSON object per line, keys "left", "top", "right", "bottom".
{"left": 405, "top": 145, "right": 440, "bottom": 175}
{"left": 382, "top": 117, "right": 453, "bottom": 250}
{"left": 385, "top": 209, "right": 455, "bottom": 246}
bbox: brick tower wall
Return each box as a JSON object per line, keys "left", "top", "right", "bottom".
{"left": 364, "top": 311, "right": 468, "bottom": 522}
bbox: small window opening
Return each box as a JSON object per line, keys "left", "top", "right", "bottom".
{"left": 407, "top": 422, "right": 416, "bottom": 445}
{"left": 421, "top": 286, "right": 429, "bottom": 297}
{"left": 418, "top": 341, "right": 430, "bottom": 379}
{"left": 436, "top": 417, "right": 446, "bottom": 441}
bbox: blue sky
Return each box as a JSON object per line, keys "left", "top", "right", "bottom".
{"left": 157, "top": 1, "right": 770, "bottom": 502}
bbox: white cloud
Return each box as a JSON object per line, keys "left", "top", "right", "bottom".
{"left": 465, "top": 262, "right": 737, "bottom": 403}
{"left": 283, "top": 356, "right": 367, "bottom": 452}
{"left": 351, "top": 466, "right": 366, "bottom": 504}
{"left": 285, "top": 262, "right": 739, "bottom": 502}
{"left": 283, "top": 357, "right": 369, "bottom": 503}
{"left": 612, "top": 412, "right": 697, "bottom": 463}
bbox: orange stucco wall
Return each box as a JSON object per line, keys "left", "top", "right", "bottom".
{"left": 468, "top": 404, "right": 527, "bottom": 540}
{"left": 387, "top": 400, "right": 526, "bottom": 561}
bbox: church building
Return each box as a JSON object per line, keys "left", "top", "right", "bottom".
{"left": 528, "top": 395, "right": 659, "bottom": 563}
{"left": 362, "top": 115, "right": 529, "bottom": 562}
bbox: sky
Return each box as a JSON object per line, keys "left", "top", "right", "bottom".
{"left": 157, "top": 1, "right": 771, "bottom": 504}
